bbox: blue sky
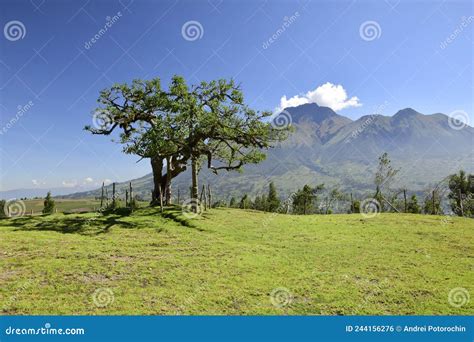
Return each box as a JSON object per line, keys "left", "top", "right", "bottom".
{"left": 0, "top": 0, "right": 472, "bottom": 191}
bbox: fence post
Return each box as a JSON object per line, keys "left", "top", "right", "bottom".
{"left": 112, "top": 182, "right": 116, "bottom": 207}
{"left": 350, "top": 193, "right": 353, "bottom": 213}
{"left": 100, "top": 182, "right": 104, "bottom": 208}
{"left": 459, "top": 188, "right": 464, "bottom": 216}
{"left": 208, "top": 184, "right": 212, "bottom": 208}
{"left": 403, "top": 189, "right": 407, "bottom": 213}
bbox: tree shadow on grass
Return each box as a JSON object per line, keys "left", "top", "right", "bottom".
{"left": 161, "top": 207, "right": 205, "bottom": 231}
{"left": 9, "top": 215, "right": 138, "bottom": 236}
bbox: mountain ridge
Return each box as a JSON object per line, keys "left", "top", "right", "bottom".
{"left": 28, "top": 104, "right": 474, "bottom": 201}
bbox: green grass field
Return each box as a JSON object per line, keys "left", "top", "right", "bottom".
{"left": 0, "top": 207, "right": 472, "bottom": 315}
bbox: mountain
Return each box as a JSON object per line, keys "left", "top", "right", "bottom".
{"left": 0, "top": 186, "right": 97, "bottom": 200}
{"left": 62, "top": 104, "right": 474, "bottom": 201}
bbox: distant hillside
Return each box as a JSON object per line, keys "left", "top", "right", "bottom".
{"left": 63, "top": 103, "right": 474, "bottom": 201}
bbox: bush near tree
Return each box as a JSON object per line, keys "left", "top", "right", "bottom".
{"left": 42, "top": 192, "right": 55, "bottom": 215}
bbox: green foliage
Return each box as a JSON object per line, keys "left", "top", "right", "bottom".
{"left": 229, "top": 197, "right": 237, "bottom": 208}
{"left": 407, "top": 194, "right": 421, "bottom": 214}
{"left": 42, "top": 192, "right": 55, "bottom": 215}
{"left": 448, "top": 170, "right": 474, "bottom": 217}
{"left": 266, "top": 182, "right": 280, "bottom": 212}
{"left": 320, "top": 187, "right": 346, "bottom": 214}
{"left": 292, "top": 184, "right": 324, "bottom": 215}
{"left": 423, "top": 190, "right": 443, "bottom": 215}
{"left": 0, "top": 200, "right": 6, "bottom": 218}
{"left": 86, "top": 76, "right": 289, "bottom": 206}
{"left": 239, "top": 194, "right": 251, "bottom": 209}
{"left": 352, "top": 200, "right": 361, "bottom": 213}
{"left": 374, "top": 152, "right": 399, "bottom": 211}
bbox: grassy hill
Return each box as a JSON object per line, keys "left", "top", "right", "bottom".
{"left": 0, "top": 208, "right": 472, "bottom": 315}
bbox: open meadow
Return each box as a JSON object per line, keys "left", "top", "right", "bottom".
{"left": 0, "top": 207, "right": 472, "bottom": 315}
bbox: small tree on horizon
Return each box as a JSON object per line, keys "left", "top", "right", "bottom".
{"left": 406, "top": 194, "right": 421, "bottom": 214}
{"left": 266, "top": 182, "right": 280, "bottom": 212}
{"left": 240, "top": 194, "right": 251, "bottom": 209}
{"left": 42, "top": 192, "right": 55, "bottom": 215}
{"left": 374, "top": 152, "right": 399, "bottom": 211}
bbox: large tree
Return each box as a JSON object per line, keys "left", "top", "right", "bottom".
{"left": 165, "top": 76, "right": 288, "bottom": 209}
{"left": 84, "top": 78, "right": 183, "bottom": 205}
{"left": 86, "top": 76, "right": 288, "bottom": 209}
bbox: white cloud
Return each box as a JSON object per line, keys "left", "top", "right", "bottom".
{"left": 83, "top": 177, "right": 94, "bottom": 184}
{"left": 62, "top": 180, "right": 77, "bottom": 188}
{"left": 277, "top": 82, "right": 362, "bottom": 112}
{"left": 103, "top": 179, "right": 112, "bottom": 185}
{"left": 32, "top": 179, "right": 45, "bottom": 186}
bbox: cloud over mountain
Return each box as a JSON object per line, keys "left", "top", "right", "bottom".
{"left": 278, "top": 82, "right": 362, "bottom": 112}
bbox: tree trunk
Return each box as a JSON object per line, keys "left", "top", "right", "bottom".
{"left": 165, "top": 157, "right": 172, "bottom": 205}
{"left": 150, "top": 156, "right": 163, "bottom": 205}
{"left": 403, "top": 189, "right": 407, "bottom": 213}
{"left": 112, "top": 182, "right": 116, "bottom": 207}
{"left": 191, "top": 156, "right": 199, "bottom": 212}
{"left": 100, "top": 182, "right": 104, "bottom": 208}
{"left": 432, "top": 190, "right": 436, "bottom": 215}
{"left": 207, "top": 184, "right": 212, "bottom": 208}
